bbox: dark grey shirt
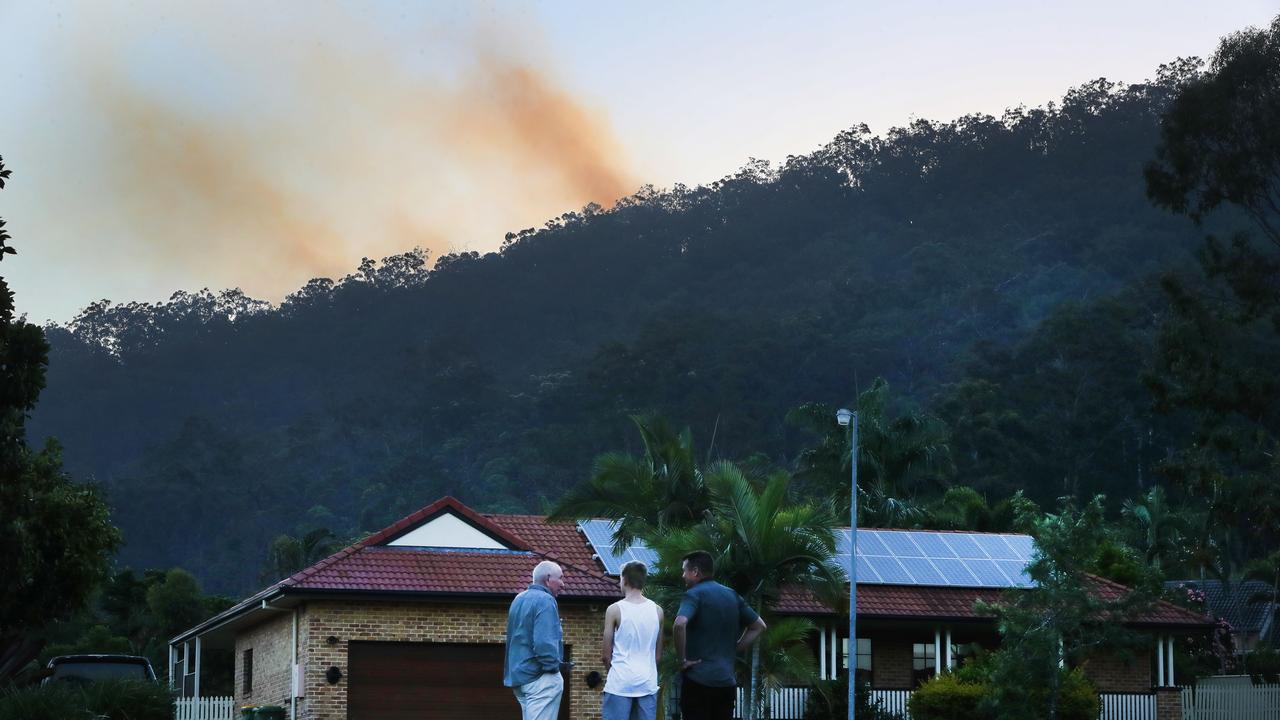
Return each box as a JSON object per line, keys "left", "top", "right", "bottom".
{"left": 676, "top": 580, "right": 760, "bottom": 687}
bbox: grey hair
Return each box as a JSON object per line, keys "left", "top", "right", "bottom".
{"left": 532, "top": 560, "right": 562, "bottom": 585}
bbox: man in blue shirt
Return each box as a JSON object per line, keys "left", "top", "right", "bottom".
{"left": 505, "top": 560, "right": 567, "bottom": 720}
{"left": 673, "top": 551, "right": 766, "bottom": 720}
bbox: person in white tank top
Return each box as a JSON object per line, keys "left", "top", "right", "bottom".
{"left": 601, "top": 560, "right": 663, "bottom": 720}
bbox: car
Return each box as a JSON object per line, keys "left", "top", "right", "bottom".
{"left": 42, "top": 654, "right": 157, "bottom": 685}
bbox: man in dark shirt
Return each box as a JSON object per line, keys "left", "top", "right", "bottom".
{"left": 673, "top": 550, "right": 766, "bottom": 720}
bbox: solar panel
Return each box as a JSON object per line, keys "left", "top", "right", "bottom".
{"left": 849, "top": 529, "right": 1036, "bottom": 589}
{"left": 576, "top": 519, "right": 659, "bottom": 576}
{"left": 579, "top": 520, "right": 1036, "bottom": 589}
{"left": 908, "top": 532, "right": 958, "bottom": 558}
{"left": 940, "top": 533, "right": 985, "bottom": 558}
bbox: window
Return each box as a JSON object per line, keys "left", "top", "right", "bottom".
{"left": 912, "top": 642, "right": 935, "bottom": 685}
{"left": 840, "top": 637, "right": 873, "bottom": 684}
{"left": 242, "top": 649, "right": 253, "bottom": 694}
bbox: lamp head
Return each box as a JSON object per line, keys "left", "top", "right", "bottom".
{"left": 836, "top": 408, "right": 853, "bottom": 427}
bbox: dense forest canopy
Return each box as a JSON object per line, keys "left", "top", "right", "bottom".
{"left": 28, "top": 57, "right": 1251, "bottom": 594}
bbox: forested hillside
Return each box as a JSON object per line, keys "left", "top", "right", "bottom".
{"left": 29, "top": 60, "right": 1243, "bottom": 594}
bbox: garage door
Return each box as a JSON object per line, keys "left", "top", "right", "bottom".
{"left": 347, "top": 641, "right": 571, "bottom": 720}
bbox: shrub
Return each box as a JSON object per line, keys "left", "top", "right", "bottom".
{"left": 0, "top": 684, "right": 84, "bottom": 720}
{"left": 1054, "top": 668, "right": 1101, "bottom": 720}
{"left": 803, "top": 675, "right": 903, "bottom": 720}
{"left": 907, "top": 672, "right": 989, "bottom": 720}
{"left": 0, "top": 680, "right": 173, "bottom": 720}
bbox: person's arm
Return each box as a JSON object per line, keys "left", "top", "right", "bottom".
{"left": 735, "top": 616, "right": 767, "bottom": 652}
{"left": 601, "top": 603, "right": 620, "bottom": 670}
{"left": 531, "top": 599, "right": 562, "bottom": 674}
{"left": 654, "top": 605, "right": 664, "bottom": 666}
{"left": 674, "top": 590, "right": 701, "bottom": 670}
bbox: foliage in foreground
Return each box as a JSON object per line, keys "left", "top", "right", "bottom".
{"left": 802, "top": 674, "right": 902, "bottom": 720}
{"left": 0, "top": 679, "right": 173, "bottom": 720}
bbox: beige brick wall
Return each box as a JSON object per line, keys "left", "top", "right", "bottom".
{"left": 296, "top": 598, "right": 610, "bottom": 720}
{"left": 1083, "top": 649, "right": 1152, "bottom": 693}
{"left": 235, "top": 611, "right": 296, "bottom": 710}
{"left": 1155, "top": 687, "right": 1181, "bottom": 720}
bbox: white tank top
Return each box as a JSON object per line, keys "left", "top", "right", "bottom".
{"left": 603, "top": 598, "right": 661, "bottom": 697}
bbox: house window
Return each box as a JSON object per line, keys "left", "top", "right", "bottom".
{"left": 912, "top": 642, "right": 936, "bottom": 685}
{"left": 242, "top": 649, "right": 253, "bottom": 694}
{"left": 840, "top": 637, "right": 873, "bottom": 684}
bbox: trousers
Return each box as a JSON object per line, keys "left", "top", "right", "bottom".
{"left": 513, "top": 671, "right": 563, "bottom": 720}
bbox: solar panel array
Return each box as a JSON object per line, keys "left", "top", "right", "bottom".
{"left": 577, "top": 519, "right": 660, "bottom": 576}
{"left": 836, "top": 529, "right": 1036, "bottom": 588}
{"left": 577, "top": 520, "right": 1036, "bottom": 589}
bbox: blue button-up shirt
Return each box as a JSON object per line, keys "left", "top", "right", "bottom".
{"left": 503, "top": 583, "right": 562, "bottom": 687}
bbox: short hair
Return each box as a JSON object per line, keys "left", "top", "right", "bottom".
{"left": 681, "top": 551, "right": 714, "bottom": 577}
{"left": 532, "top": 560, "right": 562, "bottom": 585}
{"left": 620, "top": 561, "right": 647, "bottom": 589}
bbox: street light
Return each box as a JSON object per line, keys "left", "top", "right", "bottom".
{"left": 836, "top": 408, "right": 857, "bottom": 720}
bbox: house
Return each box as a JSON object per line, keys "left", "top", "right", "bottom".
{"left": 1167, "top": 579, "right": 1279, "bottom": 654}
{"left": 170, "top": 496, "right": 1212, "bottom": 720}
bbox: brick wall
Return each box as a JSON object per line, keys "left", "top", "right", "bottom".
{"left": 1154, "top": 687, "right": 1181, "bottom": 720}
{"left": 296, "top": 598, "right": 609, "bottom": 720}
{"left": 872, "top": 638, "right": 914, "bottom": 689}
{"left": 235, "top": 610, "right": 295, "bottom": 710}
{"left": 1083, "top": 648, "right": 1152, "bottom": 693}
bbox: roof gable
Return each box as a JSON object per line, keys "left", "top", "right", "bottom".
{"left": 366, "top": 496, "right": 532, "bottom": 551}
{"left": 386, "top": 510, "right": 511, "bottom": 550}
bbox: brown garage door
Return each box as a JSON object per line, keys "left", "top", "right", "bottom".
{"left": 347, "top": 641, "right": 571, "bottom": 720}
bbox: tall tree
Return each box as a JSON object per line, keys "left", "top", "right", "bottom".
{"left": 1145, "top": 14, "right": 1280, "bottom": 573}
{"left": 0, "top": 156, "right": 121, "bottom": 682}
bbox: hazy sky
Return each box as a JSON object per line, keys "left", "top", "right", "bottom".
{"left": 0, "top": 1, "right": 1274, "bottom": 323}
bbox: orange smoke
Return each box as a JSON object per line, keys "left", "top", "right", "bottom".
{"left": 37, "top": 3, "right": 638, "bottom": 302}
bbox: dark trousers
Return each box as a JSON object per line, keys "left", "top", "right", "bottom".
{"left": 679, "top": 676, "right": 735, "bottom": 720}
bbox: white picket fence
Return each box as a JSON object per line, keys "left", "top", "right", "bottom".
{"left": 871, "top": 688, "right": 912, "bottom": 716}
{"left": 174, "top": 695, "right": 236, "bottom": 720}
{"left": 1099, "top": 692, "right": 1156, "bottom": 720}
{"left": 1182, "top": 683, "right": 1280, "bottom": 719}
{"left": 733, "top": 686, "right": 811, "bottom": 719}
{"left": 820, "top": 689, "right": 1156, "bottom": 720}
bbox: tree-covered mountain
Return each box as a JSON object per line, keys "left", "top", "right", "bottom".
{"left": 28, "top": 59, "right": 1247, "bottom": 594}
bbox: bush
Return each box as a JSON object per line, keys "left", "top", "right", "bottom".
{"left": 0, "top": 684, "right": 83, "bottom": 720}
{"left": 803, "top": 675, "right": 902, "bottom": 720}
{"left": 908, "top": 672, "right": 989, "bottom": 720}
{"left": 0, "top": 680, "right": 173, "bottom": 720}
{"left": 1053, "top": 668, "right": 1100, "bottom": 720}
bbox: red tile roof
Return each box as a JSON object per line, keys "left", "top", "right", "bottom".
{"left": 287, "top": 547, "right": 619, "bottom": 597}
{"left": 485, "top": 514, "right": 600, "bottom": 572}
{"left": 273, "top": 497, "right": 620, "bottom": 600}
{"left": 775, "top": 575, "right": 1212, "bottom": 628}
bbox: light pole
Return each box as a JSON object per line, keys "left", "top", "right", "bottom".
{"left": 836, "top": 407, "right": 857, "bottom": 720}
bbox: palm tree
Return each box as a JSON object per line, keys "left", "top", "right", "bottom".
{"left": 789, "top": 377, "right": 952, "bottom": 525}
{"left": 651, "top": 463, "right": 845, "bottom": 720}
{"left": 1121, "top": 486, "right": 1191, "bottom": 572}
{"left": 549, "top": 415, "right": 710, "bottom": 550}
{"left": 263, "top": 527, "right": 340, "bottom": 582}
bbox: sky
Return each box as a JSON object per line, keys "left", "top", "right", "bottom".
{"left": 0, "top": 1, "right": 1275, "bottom": 324}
